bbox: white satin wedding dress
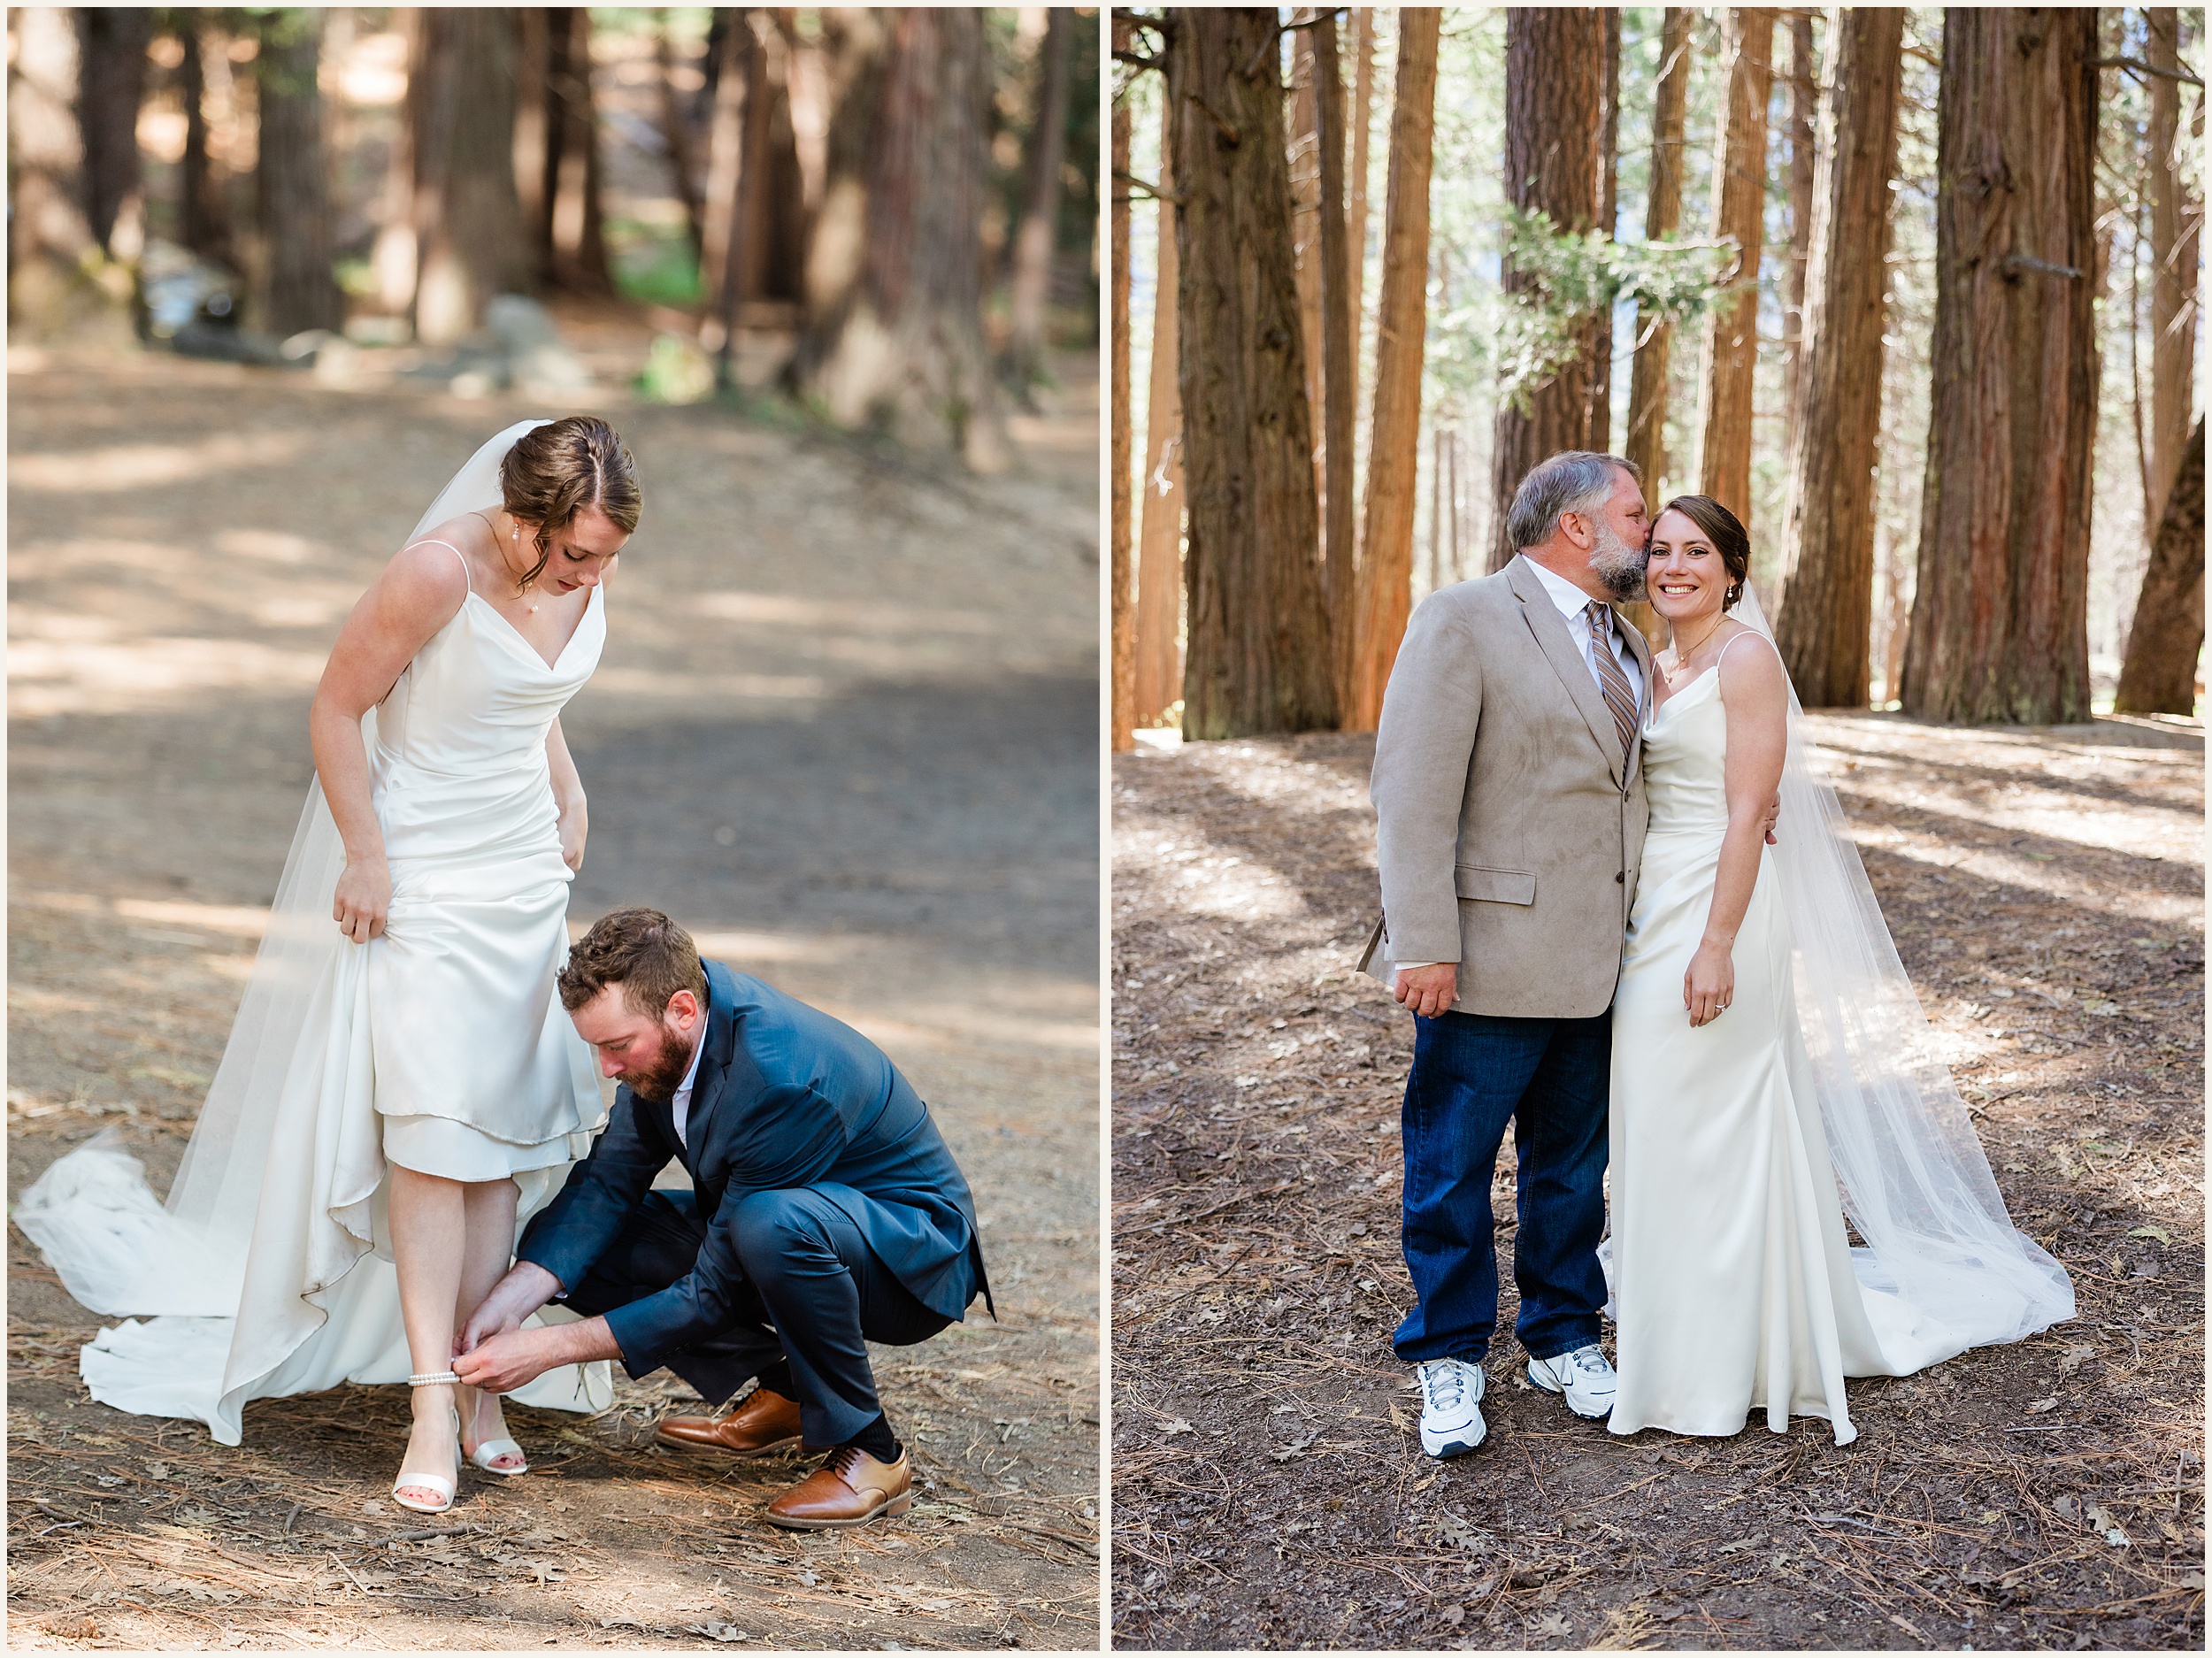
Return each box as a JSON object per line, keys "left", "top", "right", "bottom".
{"left": 1606, "top": 624, "right": 2072, "bottom": 1444}
{"left": 17, "top": 422, "right": 616, "bottom": 1444}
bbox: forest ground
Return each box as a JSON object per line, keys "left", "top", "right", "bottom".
{"left": 1110, "top": 717, "right": 2204, "bottom": 1652}
{"left": 6, "top": 330, "right": 1102, "bottom": 1648}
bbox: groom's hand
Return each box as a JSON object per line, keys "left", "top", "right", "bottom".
{"left": 458, "top": 1260, "right": 564, "bottom": 1356}
{"left": 1394, "top": 963, "right": 1459, "bottom": 1019}
{"left": 1763, "top": 789, "right": 1781, "bottom": 846}
{"left": 455, "top": 1314, "right": 621, "bottom": 1394}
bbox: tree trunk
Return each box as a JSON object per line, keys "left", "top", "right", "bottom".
{"left": 1006, "top": 5, "right": 1072, "bottom": 390}
{"left": 73, "top": 7, "right": 150, "bottom": 257}
{"left": 176, "top": 15, "right": 235, "bottom": 268}
{"left": 411, "top": 9, "right": 526, "bottom": 347}
{"left": 1289, "top": 12, "right": 1325, "bottom": 487}
{"left": 654, "top": 9, "right": 708, "bottom": 265}
{"left": 1585, "top": 8, "right": 1621, "bottom": 454}
{"left": 1315, "top": 11, "right": 1358, "bottom": 718}
{"left": 1488, "top": 7, "right": 1607, "bottom": 572}
{"left": 2147, "top": 8, "right": 2200, "bottom": 526}
{"left": 1781, "top": 9, "right": 1817, "bottom": 458}
{"left": 792, "top": 8, "right": 1007, "bottom": 472}
{"left": 1771, "top": 7, "right": 1903, "bottom": 709}
{"left": 1346, "top": 7, "right": 1440, "bottom": 729}
{"left": 9, "top": 5, "right": 96, "bottom": 300}
{"left": 2115, "top": 417, "right": 2206, "bottom": 714}
{"left": 1345, "top": 7, "right": 1373, "bottom": 393}
{"left": 1110, "top": 12, "right": 1135, "bottom": 754}
{"left": 254, "top": 10, "right": 344, "bottom": 336}
{"left": 1901, "top": 8, "right": 2099, "bottom": 725}
{"left": 1694, "top": 8, "right": 1776, "bottom": 529}
{"left": 1135, "top": 99, "right": 1186, "bottom": 726}
{"left": 1168, "top": 6, "right": 1336, "bottom": 738}
{"left": 1624, "top": 6, "right": 1691, "bottom": 505}
{"left": 534, "top": 7, "right": 611, "bottom": 294}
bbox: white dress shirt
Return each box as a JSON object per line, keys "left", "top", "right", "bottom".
{"left": 1518, "top": 553, "right": 1644, "bottom": 706}
{"left": 1396, "top": 557, "right": 1643, "bottom": 979}
{"left": 669, "top": 1025, "right": 707, "bottom": 1150}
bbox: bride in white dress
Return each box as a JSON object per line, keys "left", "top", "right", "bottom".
{"left": 1605, "top": 495, "right": 2073, "bottom": 1443}
{"left": 19, "top": 418, "right": 639, "bottom": 1511}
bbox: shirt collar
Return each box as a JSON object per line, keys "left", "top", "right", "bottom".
{"left": 1517, "top": 552, "right": 1609, "bottom": 621}
{"left": 673, "top": 1019, "right": 706, "bottom": 1099}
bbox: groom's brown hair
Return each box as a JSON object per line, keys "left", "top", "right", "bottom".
{"left": 558, "top": 907, "right": 709, "bottom": 1017}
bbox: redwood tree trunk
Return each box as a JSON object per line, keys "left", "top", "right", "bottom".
{"left": 1347, "top": 8, "right": 1440, "bottom": 729}
{"left": 1110, "top": 12, "right": 1135, "bottom": 753}
{"left": 1289, "top": 12, "right": 1325, "bottom": 458}
{"left": 1316, "top": 11, "right": 1358, "bottom": 718}
{"left": 73, "top": 7, "right": 150, "bottom": 256}
{"left": 1771, "top": 8, "right": 1904, "bottom": 709}
{"left": 1489, "top": 7, "right": 1607, "bottom": 572}
{"left": 177, "top": 15, "right": 234, "bottom": 268}
{"left": 1134, "top": 98, "right": 1186, "bottom": 726}
{"left": 1168, "top": 7, "right": 1336, "bottom": 738}
{"left": 1781, "top": 10, "right": 1817, "bottom": 457}
{"left": 254, "top": 10, "right": 344, "bottom": 336}
{"left": 411, "top": 9, "right": 526, "bottom": 347}
{"left": 2115, "top": 417, "right": 2205, "bottom": 714}
{"left": 1585, "top": 8, "right": 1621, "bottom": 455}
{"left": 1901, "top": 8, "right": 2099, "bottom": 725}
{"left": 1345, "top": 7, "right": 1373, "bottom": 388}
{"left": 1006, "top": 6, "right": 1072, "bottom": 390}
{"left": 793, "top": 8, "right": 1007, "bottom": 472}
{"left": 1695, "top": 8, "right": 1776, "bottom": 530}
{"left": 2147, "top": 8, "right": 2200, "bottom": 525}
{"left": 1624, "top": 5, "right": 1691, "bottom": 503}
{"left": 541, "top": 6, "right": 612, "bottom": 295}
{"left": 654, "top": 8, "right": 708, "bottom": 264}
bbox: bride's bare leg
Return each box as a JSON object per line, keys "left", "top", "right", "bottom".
{"left": 457, "top": 1178, "right": 523, "bottom": 1469}
{"left": 388, "top": 1164, "right": 467, "bottom": 1504}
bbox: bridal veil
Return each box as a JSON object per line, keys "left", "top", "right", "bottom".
{"left": 1732, "top": 582, "right": 2075, "bottom": 1356}
{"left": 16, "top": 419, "right": 614, "bottom": 1444}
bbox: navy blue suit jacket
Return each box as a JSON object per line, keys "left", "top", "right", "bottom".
{"left": 518, "top": 961, "right": 992, "bottom": 1378}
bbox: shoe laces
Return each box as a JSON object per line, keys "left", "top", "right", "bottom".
{"left": 1418, "top": 1360, "right": 1474, "bottom": 1412}
{"left": 1564, "top": 1344, "right": 1609, "bottom": 1376}
{"left": 823, "top": 1444, "right": 865, "bottom": 1483}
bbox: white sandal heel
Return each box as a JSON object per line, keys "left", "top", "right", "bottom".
{"left": 393, "top": 1370, "right": 463, "bottom": 1516}
{"left": 467, "top": 1437, "right": 529, "bottom": 1476}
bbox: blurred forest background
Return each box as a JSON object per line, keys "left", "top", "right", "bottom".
{"left": 10, "top": 4, "right": 1101, "bottom": 464}
{"left": 1110, "top": 7, "right": 2205, "bottom": 742}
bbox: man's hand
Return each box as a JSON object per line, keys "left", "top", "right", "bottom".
{"left": 1394, "top": 962, "right": 1459, "bottom": 1019}
{"left": 1763, "top": 788, "right": 1781, "bottom": 846}
{"left": 458, "top": 1260, "right": 564, "bottom": 1357}
{"left": 455, "top": 1313, "right": 621, "bottom": 1394}
{"left": 454, "top": 1326, "right": 559, "bottom": 1395}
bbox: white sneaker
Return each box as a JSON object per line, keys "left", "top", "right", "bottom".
{"left": 1412, "top": 1358, "right": 1487, "bottom": 1458}
{"left": 1527, "top": 1344, "right": 1617, "bottom": 1418}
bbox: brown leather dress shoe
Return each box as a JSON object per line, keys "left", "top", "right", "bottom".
{"left": 656, "top": 1387, "right": 812, "bottom": 1456}
{"left": 762, "top": 1445, "right": 912, "bottom": 1530}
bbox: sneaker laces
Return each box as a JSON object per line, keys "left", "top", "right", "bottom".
{"left": 1564, "top": 1345, "right": 1611, "bottom": 1378}
{"left": 1418, "top": 1361, "right": 1471, "bottom": 1413}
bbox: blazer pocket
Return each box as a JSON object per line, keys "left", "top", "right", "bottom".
{"left": 1454, "top": 864, "right": 1537, "bottom": 905}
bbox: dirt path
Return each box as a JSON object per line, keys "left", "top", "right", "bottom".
{"left": 1109, "top": 718, "right": 2203, "bottom": 1652}
{"left": 7, "top": 340, "right": 1102, "bottom": 1649}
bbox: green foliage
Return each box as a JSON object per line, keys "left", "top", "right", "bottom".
{"left": 1475, "top": 207, "right": 1732, "bottom": 417}
{"left": 634, "top": 333, "right": 714, "bottom": 406}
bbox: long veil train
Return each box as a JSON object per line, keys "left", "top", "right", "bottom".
{"left": 15, "top": 420, "right": 614, "bottom": 1445}
{"left": 1732, "top": 581, "right": 2074, "bottom": 1364}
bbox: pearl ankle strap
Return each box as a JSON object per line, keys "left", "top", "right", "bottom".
{"left": 408, "top": 1371, "right": 461, "bottom": 1387}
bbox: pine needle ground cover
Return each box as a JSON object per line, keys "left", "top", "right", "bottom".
{"left": 1110, "top": 720, "right": 2202, "bottom": 1652}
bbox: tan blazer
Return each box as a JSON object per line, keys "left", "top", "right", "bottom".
{"left": 1359, "top": 557, "right": 1653, "bottom": 1019}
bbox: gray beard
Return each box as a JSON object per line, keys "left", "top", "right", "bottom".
{"left": 1589, "top": 521, "right": 1647, "bottom": 603}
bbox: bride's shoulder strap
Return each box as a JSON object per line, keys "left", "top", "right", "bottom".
{"left": 1716, "top": 626, "right": 1776, "bottom": 670}
{"left": 404, "top": 536, "right": 472, "bottom": 595}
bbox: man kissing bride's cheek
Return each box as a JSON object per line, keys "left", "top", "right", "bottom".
{"left": 1363, "top": 452, "right": 2073, "bottom": 1460}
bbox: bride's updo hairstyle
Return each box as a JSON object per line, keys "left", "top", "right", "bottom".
{"left": 499, "top": 415, "right": 642, "bottom": 588}
{"left": 1653, "top": 493, "right": 1750, "bottom": 611}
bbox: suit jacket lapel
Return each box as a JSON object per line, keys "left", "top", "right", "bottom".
{"left": 679, "top": 963, "right": 740, "bottom": 1169}
{"left": 1618, "top": 614, "right": 1653, "bottom": 791}
{"left": 1507, "top": 557, "right": 1627, "bottom": 789}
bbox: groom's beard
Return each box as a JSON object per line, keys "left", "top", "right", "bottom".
{"left": 621, "top": 1025, "right": 697, "bottom": 1105}
{"left": 1588, "top": 520, "right": 1647, "bottom": 603}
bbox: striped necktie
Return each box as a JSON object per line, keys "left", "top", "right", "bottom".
{"left": 1584, "top": 601, "right": 1640, "bottom": 760}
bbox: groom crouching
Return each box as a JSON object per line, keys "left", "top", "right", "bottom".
{"left": 454, "top": 907, "right": 992, "bottom": 1528}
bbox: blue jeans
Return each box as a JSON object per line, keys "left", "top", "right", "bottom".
{"left": 1393, "top": 1008, "right": 1611, "bottom": 1366}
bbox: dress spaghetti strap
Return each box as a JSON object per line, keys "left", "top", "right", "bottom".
{"left": 411, "top": 538, "right": 472, "bottom": 594}
{"left": 1715, "top": 627, "right": 1772, "bottom": 670}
